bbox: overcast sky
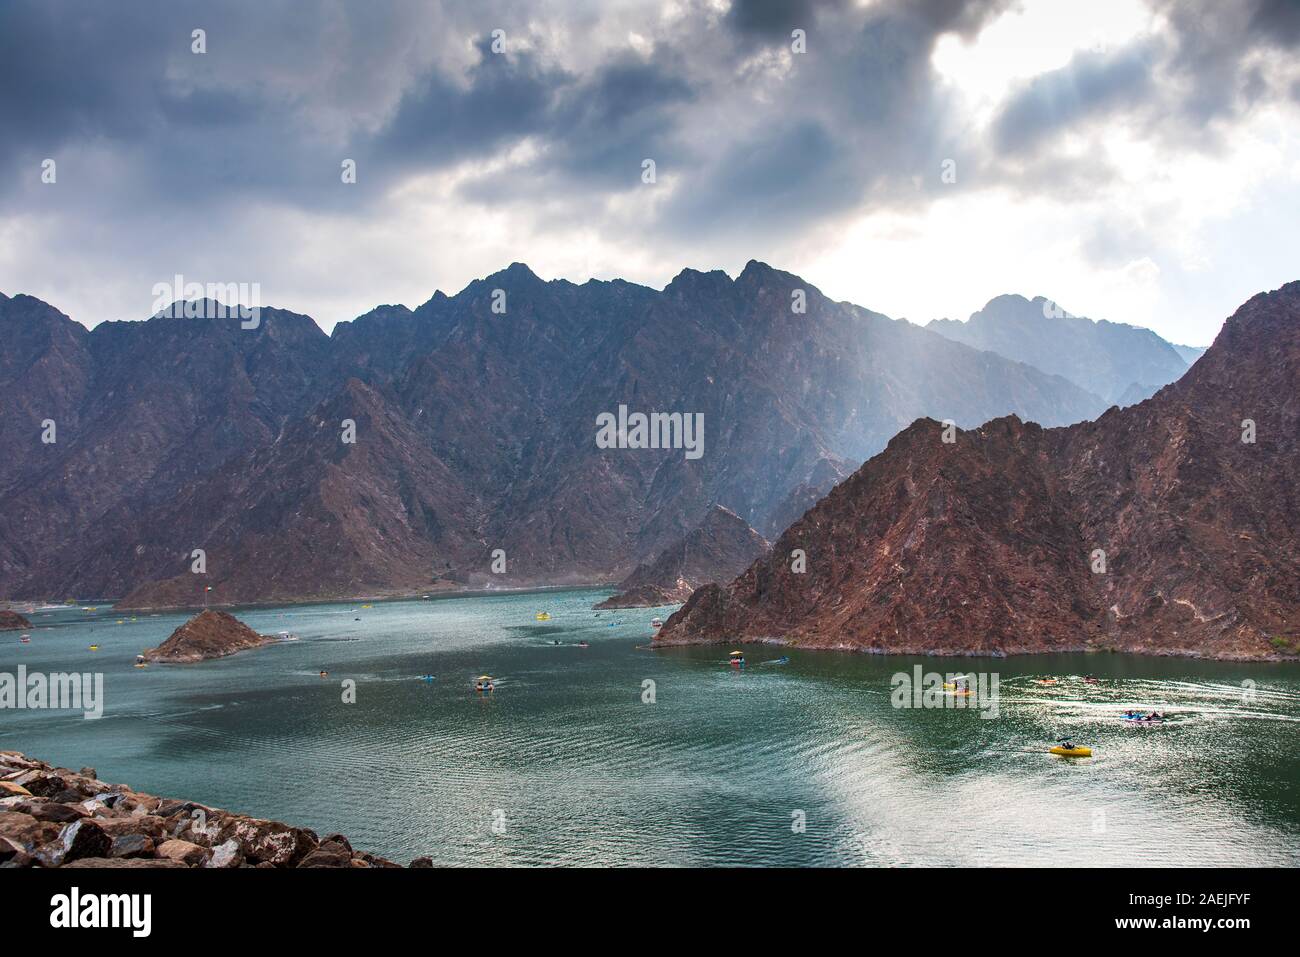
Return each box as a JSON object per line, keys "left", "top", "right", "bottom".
{"left": 2, "top": 0, "right": 1297, "bottom": 345}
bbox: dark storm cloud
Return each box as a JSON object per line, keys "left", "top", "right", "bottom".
{"left": 544, "top": 52, "right": 696, "bottom": 182}
{"left": 902, "top": 0, "right": 1019, "bottom": 38}
{"left": 662, "top": 118, "right": 859, "bottom": 236}
{"left": 458, "top": 0, "right": 1017, "bottom": 237}
{"left": 725, "top": 0, "right": 848, "bottom": 40}
{"left": 990, "top": 0, "right": 1300, "bottom": 170}
{"left": 655, "top": 0, "right": 1009, "bottom": 237}
{"left": 369, "top": 36, "right": 570, "bottom": 171}
{"left": 992, "top": 43, "right": 1159, "bottom": 154}
{"left": 0, "top": 0, "right": 1018, "bottom": 228}
{"left": 0, "top": 0, "right": 444, "bottom": 211}
{"left": 453, "top": 46, "right": 698, "bottom": 207}
{"left": 3, "top": 0, "right": 1297, "bottom": 315}
{"left": 0, "top": 2, "right": 171, "bottom": 162}
{"left": 1248, "top": 0, "right": 1300, "bottom": 46}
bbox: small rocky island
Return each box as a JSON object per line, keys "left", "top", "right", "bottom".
{"left": 596, "top": 505, "right": 770, "bottom": 609}
{"left": 142, "top": 609, "right": 279, "bottom": 663}
{"left": 0, "top": 610, "right": 32, "bottom": 631}
{"left": 0, "top": 751, "right": 429, "bottom": 867}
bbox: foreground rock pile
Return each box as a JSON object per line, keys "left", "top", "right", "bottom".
{"left": 0, "top": 751, "right": 425, "bottom": 868}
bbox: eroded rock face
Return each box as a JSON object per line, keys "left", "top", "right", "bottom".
{"left": 659, "top": 282, "right": 1300, "bottom": 660}
{"left": 141, "top": 610, "right": 277, "bottom": 663}
{"left": 596, "top": 505, "right": 770, "bottom": 609}
{"left": 0, "top": 750, "right": 418, "bottom": 868}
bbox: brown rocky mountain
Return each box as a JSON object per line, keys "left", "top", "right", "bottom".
{"left": 595, "top": 505, "right": 770, "bottom": 608}
{"left": 927, "top": 294, "right": 1197, "bottom": 405}
{"left": 0, "top": 298, "right": 343, "bottom": 598}
{"left": 761, "top": 457, "right": 846, "bottom": 540}
{"left": 3, "top": 262, "right": 1113, "bottom": 606}
{"left": 142, "top": 610, "right": 278, "bottom": 663}
{"left": 658, "top": 281, "right": 1300, "bottom": 659}
{"left": 0, "top": 294, "right": 92, "bottom": 499}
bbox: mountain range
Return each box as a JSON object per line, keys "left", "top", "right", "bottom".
{"left": 595, "top": 505, "right": 770, "bottom": 609}
{"left": 658, "top": 281, "right": 1299, "bottom": 659}
{"left": 927, "top": 294, "right": 1202, "bottom": 406}
{"left": 1, "top": 263, "right": 1203, "bottom": 607}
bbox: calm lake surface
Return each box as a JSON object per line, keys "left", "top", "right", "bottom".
{"left": 4, "top": 589, "right": 1299, "bottom": 866}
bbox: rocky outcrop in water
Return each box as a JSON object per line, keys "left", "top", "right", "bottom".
{"left": 596, "top": 505, "right": 770, "bottom": 608}
{"left": 142, "top": 610, "right": 278, "bottom": 663}
{"left": 0, "top": 610, "right": 32, "bottom": 631}
{"left": 0, "top": 751, "right": 408, "bottom": 868}
{"left": 659, "top": 281, "right": 1300, "bottom": 660}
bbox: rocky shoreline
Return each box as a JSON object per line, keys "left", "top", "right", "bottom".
{"left": 107, "top": 580, "right": 616, "bottom": 614}
{"left": 649, "top": 631, "right": 1300, "bottom": 662}
{"left": 0, "top": 751, "right": 431, "bottom": 868}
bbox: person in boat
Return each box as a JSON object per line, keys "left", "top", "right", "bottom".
{"left": 1059, "top": 739, "right": 1075, "bottom": 750}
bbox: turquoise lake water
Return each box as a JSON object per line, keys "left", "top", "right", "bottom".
{"left": 3, "top": 589, "right": 1299, "bottom": 866}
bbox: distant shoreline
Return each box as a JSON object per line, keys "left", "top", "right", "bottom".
{"left": 649, "top": 633, "right": 1300, "bottom": 663}
{"left": 1, "top": 581, "right": 622, "bottom": 616}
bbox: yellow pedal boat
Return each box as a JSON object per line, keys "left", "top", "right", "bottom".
{"left": 1049, "top": 745, "right": 1092, "bottom": 758}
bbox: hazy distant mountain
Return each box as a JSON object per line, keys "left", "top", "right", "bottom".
{"left": 595, "top": 505, "right": 770, "bottom": 609}
{"left": 760, "top": 457, "right": 846, "bottom": 540}
{"left": 1, "top": 262, "right": 1110, "bottom": 605}
{"left": 927, "top": 295, "right": 1195, "bottom": 405}
{"left": 1172, "top": 343, "right": 1208, "bottom": 366}
{"left": 660, "top": 281, "right": 1300, "bottom": 659}
{"left": 1115, "top": 380, "right": 1161, "bottom": 408}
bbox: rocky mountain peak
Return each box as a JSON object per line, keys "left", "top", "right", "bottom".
{"left": 596, "top": 503, "right": 771, "bottom": 609}
{"left": 659, "top": 281, "right": 1300, "bottom": 659}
